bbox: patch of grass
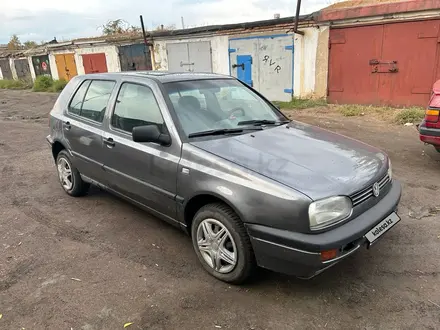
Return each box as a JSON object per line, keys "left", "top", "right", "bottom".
{"left": 32, "top": 76, "right": 66, "bottom": 92}
{"left": 274, "top": 97, "right": 327, "bottom": 110}
{"left": 33, "top": 75, "right": 54, "bottom": 92}
{"left": 50, "top": 79, "right": 67, "bottom": 92}
{"left": 338, "top": 104, "right": 367, "bottom": 117}
{"left": 394, "top": 107, "right": 425, "bottom": 124}
{"left": 0, "top": 79, "right": 32, "bottom": 90}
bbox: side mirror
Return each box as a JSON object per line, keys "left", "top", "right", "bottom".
{"left": 132, "top": 125, "right": 171, "bottom": 146}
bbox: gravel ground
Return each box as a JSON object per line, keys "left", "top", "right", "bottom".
{"left": 0, "top": 89, "right": 440, "bottom": 330}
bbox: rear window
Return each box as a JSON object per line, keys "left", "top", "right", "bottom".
{"left": 68, "top": 80, "right": 115, "bottom": 123}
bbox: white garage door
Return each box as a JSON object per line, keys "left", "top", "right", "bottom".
{"left": 166, "top": 41, "right": 212, "bottom": 73}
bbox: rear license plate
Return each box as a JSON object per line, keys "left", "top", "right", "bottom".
{"left": 365, "top": 212, "right": 400, "bottom": 244}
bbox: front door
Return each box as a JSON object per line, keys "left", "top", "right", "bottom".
{"left": 102, "top": 80, "right": 179, "bottom": 221}
{"left": 236, "top": 55, "right": 253, "bottom": 87}
{"left": 63, "top": 79, "right": 116, "bottom": 182}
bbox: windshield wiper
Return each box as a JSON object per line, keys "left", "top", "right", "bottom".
{"left": 188, "top": 127, "right": 262, "bottom": 138}
{"left": 237, "top": 119, "right": 290, "bottom": 126}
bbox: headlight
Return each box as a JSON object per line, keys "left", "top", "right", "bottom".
{"left": 387, "top": 159, "right": 392, "bottom": 179}
{"left": 309, "top": 196, "right": 352, "bottom": 231}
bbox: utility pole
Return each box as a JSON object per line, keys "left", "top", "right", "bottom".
{"left": 181, "top": 16, "right": 185, "bottom": 29}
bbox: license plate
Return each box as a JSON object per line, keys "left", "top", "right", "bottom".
{"left": 365, "top": 212, "right": 400, "bottom": 244}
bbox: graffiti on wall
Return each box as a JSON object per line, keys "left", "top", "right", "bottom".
{"left": 262, "top": 55, "right": 281, "bottom": 73}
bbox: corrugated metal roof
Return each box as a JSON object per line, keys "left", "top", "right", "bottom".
{"left": 319, "top": 0, "right": 440, "bottom": 22}
{"left": 47, "top": 13, "right": 315, "bottom": 46}
{"left": 325, "top": 0, "right": 410, "bottom": 10}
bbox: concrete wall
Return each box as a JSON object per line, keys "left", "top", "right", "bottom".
{"left": 9, "top": 58, "right": 18, "bottom": 80}
{"left": 48, "top": 44, "right": 120, "bottom": 80}
{"left": 153, "top": 36, "right": 229, "bottom": 74}
{"left": 27, "top": 56, "right": 37, "bottom": 81}
{"left": 293, "top": 26, "right": 329, "bottom": 99}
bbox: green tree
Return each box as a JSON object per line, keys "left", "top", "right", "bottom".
{"left": 101, "top": 19, "right": 142, "bottom": 35}
{"left": 7, "top": 35, "right": 22, "bottom": 50}
{"left": 23, "top": 40, "right": 38, "bottom": 49}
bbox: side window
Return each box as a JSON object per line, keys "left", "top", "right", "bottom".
{"left": 81, "top": 81, "right": 115, "bottom": 122}
{"left": 111, "top": 83, "right": 165, "bottom": 133}
{"left": 68, "top": 80, "right": 91, "bottom": 115}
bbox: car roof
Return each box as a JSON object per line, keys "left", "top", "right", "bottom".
{"left": 79, "top": 71, "right": 234, "bottom": 84}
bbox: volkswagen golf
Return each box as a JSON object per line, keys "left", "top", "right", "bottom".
{"left": 47, "top": 72, "right": 402, "bottom": 283}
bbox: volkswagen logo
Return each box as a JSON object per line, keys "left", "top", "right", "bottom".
{"left": 372, "top": 182, "right": 380, "bottom": 197}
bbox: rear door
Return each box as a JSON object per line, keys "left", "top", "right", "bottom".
{"left": 63, "top": 79, "right": 116, "bottom": 183}
{"left": 101, "top": 79, "right": 180, "bottom": 221}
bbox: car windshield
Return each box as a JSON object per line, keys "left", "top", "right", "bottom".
{"left": 164, "top": 79, "right": 287, "bottom": 137}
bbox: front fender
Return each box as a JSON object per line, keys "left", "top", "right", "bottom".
{"left": 177, "top": 144, "right": 312, "bottom": 233}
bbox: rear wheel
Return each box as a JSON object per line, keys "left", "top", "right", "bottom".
{"left": 191, "top": 203, "right": 256, "bottom": 284}
{"left": 56, "top": 150, "right": 89, "bottom": 197}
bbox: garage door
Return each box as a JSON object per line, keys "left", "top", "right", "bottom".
{"left": 32, "top": 55, "right": 52, "bottom": 77}
{"left": 81, "top": 53, "right": 108, "bottom": 74}
{"left": 119, "top": 44, "right": 152, "bottom": 71}
{"left": 328, "top": 19, "right": 440, "bottom": 107}
{"left": 55, "top": 54, "right": 78, "bottom": 81}
{"left": 0, "top": 59, "right": 13, "bottom": 80}
{"left": 14, "top": 59, "right": 31, "bottom": 79}
{"left": 229, "top": 35, "right": 294, "bottom": 102}
{"left": 166, "top": 42, "right": 212, "bottom": 72}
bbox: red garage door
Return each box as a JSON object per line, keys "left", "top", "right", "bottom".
{"left": 81, "top": 53, "right": 108, "bottom": 74}
{"left": 328, "top": 19, "right": 440, "bottom": 107}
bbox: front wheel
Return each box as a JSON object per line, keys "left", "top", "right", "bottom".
{"left": 191, "top": 203, "right": 256, "bottom": 284}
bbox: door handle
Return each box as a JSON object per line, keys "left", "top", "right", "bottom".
{"left": 103, "top": 137, "right": 115, "bottom": 148}
{"left": 63, "top": 121, "right": 71, "bottom": 130}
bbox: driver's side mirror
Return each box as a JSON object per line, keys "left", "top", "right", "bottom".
{"left": 132, "top": 125, "right": 171, "bottom": 146}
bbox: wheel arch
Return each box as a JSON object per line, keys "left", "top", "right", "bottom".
{"left": 183, "top": 192, "right": 247, "bottom": 235}
{"left": 51, "top": 139, "right": 72, "bottom": 161}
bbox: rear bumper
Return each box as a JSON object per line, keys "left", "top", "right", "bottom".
{"left": 419, "top": 123, "right": 440, "bottom": 147}
{"left": 246, "top": 180, "right": 402, "bottom": 279}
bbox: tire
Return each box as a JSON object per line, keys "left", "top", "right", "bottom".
{"left": 191, "top": 203, "right": 256, "bottom": 284}
{"left": 56, "top": 150, "right": 90, "bottom": 197}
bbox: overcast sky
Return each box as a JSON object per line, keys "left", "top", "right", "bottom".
{"left": 0, "top": 0, "right": 332, "bottom": 44}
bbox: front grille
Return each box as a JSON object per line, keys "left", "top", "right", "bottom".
{"left": 350, "top": 174, "right": 391, "bottom": 207}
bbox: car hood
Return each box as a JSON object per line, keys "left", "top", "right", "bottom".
{"left": 190, "top": 121, "right": 387, "bottom": 200}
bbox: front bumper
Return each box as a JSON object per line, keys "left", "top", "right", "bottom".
{"left": 246, "top": 180, "right": 402, "bottom": 279}
{"left": 46, "top": 134, "right": 54, "bottom": 146}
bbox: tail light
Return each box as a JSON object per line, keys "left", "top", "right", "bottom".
{"left": 425, "top": 93, "right": 440, "bottom": 128}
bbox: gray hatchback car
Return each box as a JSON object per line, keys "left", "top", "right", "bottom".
{"left": 47, "top": 72, "right": 402, "bottom": 283}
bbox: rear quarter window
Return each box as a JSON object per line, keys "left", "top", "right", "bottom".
{"left": 68, "top": 80, "right": 115, "bottom": 123}
{"left": 68, "top": 80, "right": 91, "bottom": 116}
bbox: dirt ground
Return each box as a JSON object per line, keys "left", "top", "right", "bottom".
{"left": 0, "top": 89, "right": 440, "bottom": 330}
